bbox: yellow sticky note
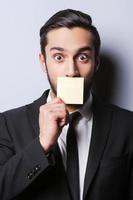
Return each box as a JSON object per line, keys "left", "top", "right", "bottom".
{"left": 57, "top": 77, "right": 84, "bottom": 104}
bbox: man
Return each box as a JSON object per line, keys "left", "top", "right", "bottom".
{"left": 0, "top": 9, "right": 133, "bottom": 200}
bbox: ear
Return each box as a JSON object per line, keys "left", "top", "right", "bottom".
{"left": 39, "top": 53, "right": 47, "bottom": 73}
{"left": 95, "top": 55, "right": 100, "bottom": 72}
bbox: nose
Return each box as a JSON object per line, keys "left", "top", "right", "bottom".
{"left": 65, "top": 59, "right": 79, "bottom": 77}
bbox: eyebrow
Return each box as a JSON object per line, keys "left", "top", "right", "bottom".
{"left": 50, "top": 47, "right": 64, "bottom": 51}
{"left": 76, "top": 46, "right": 93, "bottom": 53}
{"left": 50, "top": 46, "right": 93, "bottom": 53}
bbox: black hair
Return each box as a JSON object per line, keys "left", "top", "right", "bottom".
{"left": 40, "top": 9, "right": 101, "bottom": 57}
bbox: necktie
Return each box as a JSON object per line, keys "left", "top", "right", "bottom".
{"left": 66, "top": 112, "right": 80, "bottom": 200}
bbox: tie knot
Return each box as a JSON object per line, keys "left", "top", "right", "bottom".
{"left": 69, "top": 111, "right": 81, "bottom": 125}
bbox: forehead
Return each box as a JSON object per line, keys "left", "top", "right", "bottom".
{"left": 46, "top": 27, "right": 94, "bottom": 52}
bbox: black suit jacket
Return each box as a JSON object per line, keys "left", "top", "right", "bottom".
{"left": 0, "top": 90, "right": 133, "bottom": 200}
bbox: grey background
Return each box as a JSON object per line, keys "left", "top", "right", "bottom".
{"left": 0, "top": 0, "right": 133, "bottom": 111}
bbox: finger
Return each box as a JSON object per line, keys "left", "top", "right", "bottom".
{"left": 48, "top": 97, "right": 65, "bottom": 105}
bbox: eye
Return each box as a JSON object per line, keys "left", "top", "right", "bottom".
{"left": 54, "top": 54, "right": 64, "bottom": 62}
{"left": 78, "top": 54, "right": 89, "bottom": 63}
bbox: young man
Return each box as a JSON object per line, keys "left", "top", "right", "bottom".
{"left": 0, "top": 9, "right": 133, "bottom": 200}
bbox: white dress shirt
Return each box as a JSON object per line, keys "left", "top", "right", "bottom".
{"left": 47, "top": 91, "right": 93, "bottom": 200}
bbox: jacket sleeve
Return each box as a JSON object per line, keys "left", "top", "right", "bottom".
{"left": 128, "top": 157, "right": 133, "bottom": 200}
{"left": 0, "top": 113, "right": 54, "bottom": 200}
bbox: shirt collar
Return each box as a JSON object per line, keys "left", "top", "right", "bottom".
{"left": 47, "top": 90, "right": 53, "bottom": 103}
{"left": 78, "top": 93, "right": 93, "bottom": 121}
{"left": 47, "top": 90, "right": 93, "bottom": 121}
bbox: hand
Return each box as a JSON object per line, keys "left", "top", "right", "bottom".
{"left": 39, "top": 97, "right": 68, "bottom": 153}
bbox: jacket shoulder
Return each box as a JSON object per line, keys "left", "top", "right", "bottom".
{"left": 3, "top": 104, "right": 29, "bottom": 119}
{"left": 106, "top": 103, "right": 133, "bottom": 117}
{"left": 94, "top": 95, "right": 133, "bottom": 119}
{"left": 1, "top": 89, "right": 49, "bottom": 124}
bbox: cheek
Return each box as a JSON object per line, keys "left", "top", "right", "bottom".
{"left": 46, "top": 65, "right": 64, "bottom": 88}
{"left": 79, "top": 65, "right": 95, "bottom": 78}
{"left": 47, "top": 61, "right": 65, "bottom": 77}
{"left": 48, "top": 67, "right": 64, "bottom": 78}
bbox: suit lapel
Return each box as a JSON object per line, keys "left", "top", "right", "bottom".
{"left": 83, "top": 98, "right": 113, "bottom": 199}
{"left": 26, "top": 90, "right": 49, "bottom": 135}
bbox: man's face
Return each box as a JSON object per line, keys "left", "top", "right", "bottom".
{"left": 40, "top": 27, "right": 99, "bottom": 99}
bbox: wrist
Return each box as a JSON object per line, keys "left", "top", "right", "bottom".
{"left": 39, "top": 137, "right": 52, "bottom": 154}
